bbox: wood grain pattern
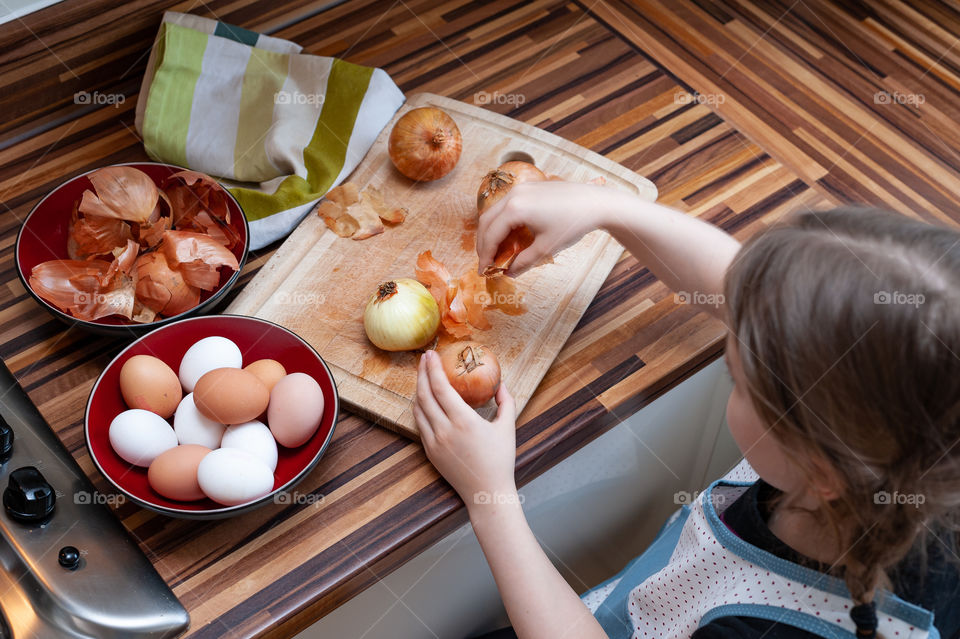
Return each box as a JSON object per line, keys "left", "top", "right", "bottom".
{"left": 0, "top": 0, "right": 862, "bottom": 637}
{"left": 586, "top": 0, "right": 960, "bottom": 228}
{"left": 226, "top": 92, "right": 655, "bottom": 438}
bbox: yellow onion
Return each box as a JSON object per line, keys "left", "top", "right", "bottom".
{"left": 388, "top": 107, "right": 462, "bottom": 182}
{"left": 438, "top": 341, "right": 501, "bottom": 408}
{"left": 364, "top": 278, "right": 440, "bottom": 351}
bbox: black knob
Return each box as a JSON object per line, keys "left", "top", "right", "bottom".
{"left": 58, "top": 546, "right": 80, "bottom": 570}
{"left": 3, "top": 466, "right": 55, "bottom": 523}
{"left": 0, "top": 418, "right": 12, "bottom": 461}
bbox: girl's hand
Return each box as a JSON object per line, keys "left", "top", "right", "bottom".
{"left": 414, "top": 349, "right": 518, "bottom": 506}
{"left": 477, "top": 180, "right": 616, "bottom": 276}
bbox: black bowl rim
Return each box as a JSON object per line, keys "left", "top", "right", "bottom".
{"left": 15, "top": 161, "right": 250, "bottom": 337}
{"left": 83, "top": 314, "right": 340, "bottom": 519}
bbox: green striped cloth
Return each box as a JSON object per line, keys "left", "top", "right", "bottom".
{"left": 135, "top": 11, "right": 405, "bottom": 249}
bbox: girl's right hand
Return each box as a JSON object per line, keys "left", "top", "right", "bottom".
{"left": 476, "top": 180, "right": 613, "bottom": 276}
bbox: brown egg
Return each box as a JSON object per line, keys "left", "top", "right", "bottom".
{"left": 193, "top": 368, "right": 269, "bottom": 424}
{"left": 147, "top": 445, "right": 211, "bottom": 501}
{"left": 119, "top": 355, "right": 183, "bottom": 419}
{"left": 267, "top": 373, "right": 325, "bottom": 448}
{"left": 243, "top": 359, "right": 287, "bottom": 392}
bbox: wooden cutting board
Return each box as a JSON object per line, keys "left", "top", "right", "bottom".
{"left": 226, "top": 93, "right": 657, "bottom": 438}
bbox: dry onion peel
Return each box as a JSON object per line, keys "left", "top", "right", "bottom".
{"left": 458, "top": 270, "right": 491, "bottom": 330}
{"left": 160, "top": 230, "right": 239, "bottom": 291}
{"left": 135, "top": 251, "right": 200, "bottom": 317}
{"left": 135, "top": 190, "right": 173, "bottom": 249}
{"left": 32, "top": 166, "right": 240, "bottom": 323}
{"left": 415, "top": 251, "right": 492, "bottom": 338}
{"left": 364, "top": 186, "right": 406, "bottom": 224}
{"left": 29, "top": 243, "right": 138, "bottom": 322}
{"left": 350, "top": 200, "right": 384, "bottom": 240}
{"left": 318, "top": 184, "right": 404, "bottom": 239}
{"left": 161, "top": 170, "right": 237, "bottom": 249}
{"left": 326, "top": 183, "right": 360, "bottom": 207}
{"left": 69, "top": 208, "right": 133, "bottom": 259}
{"left": 318, "top": 200, "right": 361, "bottom": 238}
{"left": 78, "top": 166, "right": 159, "bottom": 223}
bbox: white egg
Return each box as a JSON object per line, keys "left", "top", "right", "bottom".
{"left": 174, "top": 393, "right": 225, "bottom": 449}
{"left": 108, "top": 409, "right": 178, "bottom": 467}
{"left": 178, "top": 336, "right": 243, "bottom": 392}
{"left": 220, "top": 421, "right": 278, "bottom": 471}
{"left": 197, "top": 448, "right": 275, "bottom": 506}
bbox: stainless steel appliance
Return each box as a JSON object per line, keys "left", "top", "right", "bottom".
{"left": 0, "top": 361, "right": 189, "bottom": 638}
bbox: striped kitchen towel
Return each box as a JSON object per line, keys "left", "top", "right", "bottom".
{"left": 135, "top": 11, "right": 405, "bottom": 249}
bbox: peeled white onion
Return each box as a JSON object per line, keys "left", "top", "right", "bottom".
{"left": 363, "top": 278, "right": 440, "bottom": 351}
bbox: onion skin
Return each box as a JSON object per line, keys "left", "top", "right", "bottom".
{"left": 476, "top": 161, "right": 547, "bottom": 275}
{"left": 389, "top": 107, "right": 462, "bottom": 182}
{"left": 364, "top": 278, "right": 441, "bottom": 351}
{"left": 438, "top": 341, "right": 501, "bottom": 408}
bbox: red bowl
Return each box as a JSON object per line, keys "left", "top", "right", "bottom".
{"left": 85, "top": 315, "right": 339, "bottom": 518}
{"left": 16, "top": 162, "right": 248, "bottom": 337}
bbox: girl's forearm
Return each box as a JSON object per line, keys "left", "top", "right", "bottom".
{"left": 598, "top": 191, "right": 740, "bottom": 317}
{"left": 468, "top": 495, "right": 608, "bottom": 639}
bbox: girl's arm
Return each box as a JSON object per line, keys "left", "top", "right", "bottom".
{"left": 477, "top": 182, "right": 740, "bottom": 317}
{"left": 414, "top": 352, "right": 607, "bottom": 639}
{"left": 416, "top": 183, "right": 738, "bottom": 637}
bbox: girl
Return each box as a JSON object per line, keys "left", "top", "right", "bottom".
{"left": 413, "top": 181, "right": 960, "bottom": 639}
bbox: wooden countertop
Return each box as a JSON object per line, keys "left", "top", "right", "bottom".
{"left": 0, "top": 1, "right": 832, "bottom": 637}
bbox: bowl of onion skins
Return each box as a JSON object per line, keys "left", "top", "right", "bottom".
{"left": 85, "top": 315, "right": 339, "bottom": 519}
{"left": 15, "top": 162, "right": 248, "bottom": 337}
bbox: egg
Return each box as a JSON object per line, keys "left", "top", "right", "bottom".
{"left": 197, "top": 448, "right": 275, "bottom": 506}
{"left": 147, "top": 445, "right": 211, "bottom": 501}
{"left": 243, "top": 359, "right": 287, "bottom": 392}
{"left": 178, "top": 336, "right": 243, "bottom": 392}
{"left": 119, "top": 355, "right": 182, "bottom": 418}
{"left": 267, "top": 373, "right": 325, "bottom": 448}
{"left": 193, "top": 368, "right": 269, "bottom": 425}
{"left": 108, "top": 409, "right": 178, "bottom": 467}
{"left": 173, "top": 393, "right": 225, "bottom": 449}
{"left": 220, "top": 420, "right": 278, "bottom": 471}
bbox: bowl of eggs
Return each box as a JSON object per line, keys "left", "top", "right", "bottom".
{"left": 85, "top": 315, "right": 339, "bottom": 518}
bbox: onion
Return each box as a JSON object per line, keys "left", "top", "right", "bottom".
{"left": 388, "top": 107, "right": 462, "bottom": 182}
{"left": 476, "top": 161, "right": 547, "bottom": 275}
{"left": 476, "top": 161, "right": 546, "bottom": 214}
{"left": 438, "top": 341, "right": 501, "bottom": 408}
{"left": 364, "top": 278, "right": 441, "bottom": 351}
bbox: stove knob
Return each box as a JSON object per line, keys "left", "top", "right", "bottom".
{"left": 0, "top": 418, "right": 12, "bottom": 461}
{"left": 58, "top": 546, "right": 81, "bottom": 570}
{"left": 3, "top": 466, "right": 55, "bottom": 523}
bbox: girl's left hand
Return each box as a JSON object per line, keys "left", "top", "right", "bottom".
{"left": 414, "top": 349, "right": 518, "bottom": 505}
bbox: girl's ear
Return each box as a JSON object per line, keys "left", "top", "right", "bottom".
{"left": 807, "top": 454, "right": 845, "bottom": 501}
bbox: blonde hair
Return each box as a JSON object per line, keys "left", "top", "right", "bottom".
{"left": 723, "top": 207, "right": 960, "bottom": 610}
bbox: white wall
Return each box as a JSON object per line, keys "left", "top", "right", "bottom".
{"left": 298, "top": 358, "right": 740, "bottom": 639}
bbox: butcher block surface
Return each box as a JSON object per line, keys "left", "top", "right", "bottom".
{"left": 227, "top": 93, "right": 657, "bottom": 438}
